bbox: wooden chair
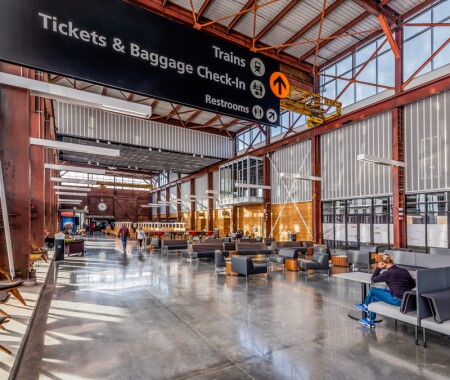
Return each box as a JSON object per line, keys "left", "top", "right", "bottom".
{"left": 30, "top": 245, "right": 49, "bottom": 271}
{"left": 0, "top": 268, "right": 26, "bottom": 306}
{"left": 0, "top": 316, "right": 11, "bottom": 354}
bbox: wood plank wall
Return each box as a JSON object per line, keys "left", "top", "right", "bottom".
{"left": 214, "top": 209, "right": 231, "bottom": 237}
{"left": 271, "top": 202, "right": 313, "bottom": 242}
{"left": 236, "top": 205, "right": 265, "bottom": 237}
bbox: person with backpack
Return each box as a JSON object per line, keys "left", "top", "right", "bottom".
{"left": 136, "top": 226, "right": 146, "bottom": 251}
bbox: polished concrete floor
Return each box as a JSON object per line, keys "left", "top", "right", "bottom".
{"left": 16, "top": 236, "right": 450, "bottom": 380}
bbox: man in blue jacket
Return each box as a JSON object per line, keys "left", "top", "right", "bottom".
{"left": 356, "top": 254, "right": 416, "bottom": 328}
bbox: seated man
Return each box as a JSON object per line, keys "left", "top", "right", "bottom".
{"left": 356, "top": 254, "right": 416, "bottom": 328}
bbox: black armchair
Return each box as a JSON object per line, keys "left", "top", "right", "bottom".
{"left": 269, "top": 248, "right": 299, "bottom": 272}
{"left": 231, "top": 256, "right": 268, "bottom": 281}
{"left": 298, "top": 253, "right": 330, "bottom": 278}
{"left": 314, "top": 247, "right": 331, "bottom": 261}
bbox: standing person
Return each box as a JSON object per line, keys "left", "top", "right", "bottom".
{"left": 118, "top": 225, "right": 130, "bottom": 253}
{"left": 136, "top": 226, "right": 145, "bottom": 251}
{"left": 356, "top": 254, "right": 416, "bottom": 328}
{"left": 89, "top": 222, "right": 95, "bottom": 235}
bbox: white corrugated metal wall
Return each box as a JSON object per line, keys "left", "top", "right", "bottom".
{"left": 270, "top": 140, "right": 312, "bottom": 204}
{"left": 195, "top": 175, "right": 208, "bottom": 211}
{"left": 55, "top": 102, "right": 233, "bottom": 158}
{"left": 169, "top": 186, "right": 178, "bottom": 214}
{"left": 213, "top": 171, "right": 220, "bottom": 209}
{"left": 181, "top": 182, "right": 191, "bottom": 212}
{"left": 321, "top": 112, "right": 392, "bottom": 200}
{"left": 405, "top": 90, "right": 450, "bottom": 192}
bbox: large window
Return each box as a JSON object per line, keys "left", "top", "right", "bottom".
{"left": 406, "top": 192, "right": 449, "bottom": 249}
{"left": 404, "top": 2, "right": 450, "bottom": 81}
{"left": 320, "top": 37, "right": 394, "bottom": 108}
{"left": 319, "top": 0, "right": 450, "bottom": 107}
{"left": 322, "top": 197, "right": 393, "bottom": 248}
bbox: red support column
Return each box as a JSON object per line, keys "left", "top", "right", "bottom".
{"left": 30, "top": 95, "right": 45, "bottom": 247}
{"left": 0, "top": 63, "right": 31, "bottom": 278}
{"left": 190, "top": 179, "right": 195, "bottom": 230}
{"left": 176, "top": 184, "right": 181, "bottom": 223}
{"left": 263, "top": 154, "right": 272, "bottom": 237}
{"left": 207, "top": 172, "right": 214, "bottom": 231}
{"left": 311, "top": 136, "right": 322, "bottom": 244}
{"left": 392, "top": 26, "right": 407, "bottom": 248}
{"left": 156, "top": 191, "right": 161, "bottom": 222}
{"left": 165, "top": 187, "right": 170, "bottom": 221}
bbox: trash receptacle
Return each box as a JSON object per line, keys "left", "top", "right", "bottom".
{"left": 54, "top": 232, "right": 65, "bottom": 261}
{"left": 287, "top": 232, "right": 296, "bottom": 242}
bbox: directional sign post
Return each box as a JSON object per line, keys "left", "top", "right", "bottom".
{"left": 270, "top": 72, "right": 290, "bottom": 99}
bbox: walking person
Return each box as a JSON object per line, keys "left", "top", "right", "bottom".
{"left": 118, "top": 225, "right": 130, "bottom": 253}
{"left": 136, "top": 226, "right": 145, "bottom": 251}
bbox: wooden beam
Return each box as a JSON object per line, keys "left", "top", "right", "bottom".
{"left": 277, "top": 0, "right": 346, "bottom": 53}
{"left": 227, "top": 0, "right": 255, "bottom": 33}
{"left": 351, "top": 0, "right": 396, "bottom": 24}
{"left": 298, "top": 12, "right": 370, "bottom": 62}
{"left": 255, "top": 0, "right": 303, "bottom": 43}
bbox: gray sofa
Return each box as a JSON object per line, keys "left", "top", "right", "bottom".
{"left": 231, "top": 256, "right": 268, "bottom": 281}
{"left": 236, "top": 242, "right": 272, "bottom": 256}
{"left": 368, "top": 267, "right": 450, "bottom": 346}
{"left": 385, "top": 250, "right": 450, "bottom": 271}
{"left": 417, "top": 267, "right": 450, "bottom": 347}
{"left": 161, "top": 239, "right": 188, "bottom": 254}
{"left": 268, "top": 248, "right": 300, "bottom": 271}
{"left": 429, "top": 247, "right": 450, "bottom": 255}
{"left": 298, "top": 253, "right": 330, "bottom": 278}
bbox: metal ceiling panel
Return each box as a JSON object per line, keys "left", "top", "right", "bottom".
{"left": 169, "top": 0, "right": 205, "bottom": 13}
{"left": 203, "top": 0, "right": 245, "bottom": 28}
{"left": 59, "top": 136, "right": 223, "bottom": 174}
{"left": 55, "top": 102, "right": 233, "bottom": 158}
{"left": 231, "top": 0, "right": 291, "bottom": 38}
{"left": 388, "top": 0, "right": 423, "bottom": 15}
{"left": 259, "top": 1, "right": 326, "bottom": 47}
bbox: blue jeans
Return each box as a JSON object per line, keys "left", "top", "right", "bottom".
{"left": 121, "top": 237, "right": 128, "bottom": 250}
{"left": 365, "top": 287, "right": 401, "bottom": 320}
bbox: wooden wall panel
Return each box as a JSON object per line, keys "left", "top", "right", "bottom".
{"left": 214, "top": 209, "right": 231, "bottom": 237}
{"left": 236, "top": 205, "right": 265, "bottom": 237}
{"left": 180, "top": 212, "right": 192, "bottom": 229}
{"left": 271, "top": 202, "right": 313, "bottom": 242}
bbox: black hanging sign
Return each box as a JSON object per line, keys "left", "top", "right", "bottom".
{"left": 0, "top": 0, "right": 280, "bottom": 124}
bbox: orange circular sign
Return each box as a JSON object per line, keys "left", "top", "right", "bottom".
{"left": 270, "top": 72, "right": 290, "bottom": 98}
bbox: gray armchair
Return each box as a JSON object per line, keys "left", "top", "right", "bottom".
{"left": 231, "top": 256, "right": 268, "bottom": 281}
{"left": 298, "top": 253, "right": 330, "bottom": 278}
{"left": 269, "top": 248, "right": 299, "bottom": 272}
{"left": 214, "top": 251, "right": 226, "bottom": 274}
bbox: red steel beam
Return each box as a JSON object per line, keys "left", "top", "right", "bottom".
{"left": 227, "top": 0, "right": 255, "bottom": 33}
{"left": 402, "top": 37, "right": 450, "bottom": 90}
{"left": 185, "top": 110, "right": 203, "bottom": 124}
{"left": 319, "top": 0, "right": 438, "bottom": 70}
{"left": 254, "top": 0, "right": 303, "bottom": 42}
{"left": 378, "top": 15, "right": 400, "bottom": 59}
{"left": 245, "top": 73, "right": 450, "bottom": 157}
{"left": 128, "top": 0, "right": 314, "bottom": 73}
{"left": 277, "top": 0, "right": 346, "bottom": 54}
{"left": 299, "top": 12, "right": 370, "bottom": 62}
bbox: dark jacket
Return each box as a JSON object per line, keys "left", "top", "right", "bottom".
{"left": 118, "top": 226, "right": 130, "bottom": 238}
{"left": 371, "top": 264, "right": 416, "bottom": 299}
